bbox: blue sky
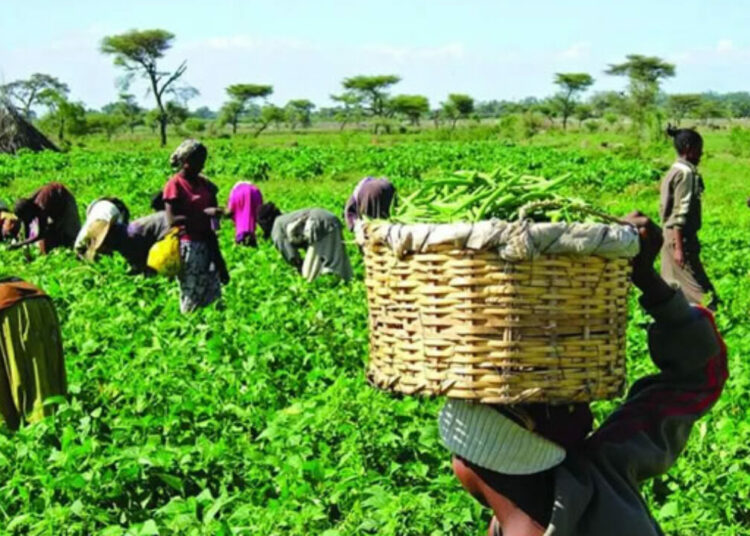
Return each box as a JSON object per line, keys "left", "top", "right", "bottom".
{"left": 2, "top": 0, "right": 750, "bottom": 110}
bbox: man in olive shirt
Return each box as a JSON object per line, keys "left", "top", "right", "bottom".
{"left": 659, "top": 127, "right": 719, "bottom": 309}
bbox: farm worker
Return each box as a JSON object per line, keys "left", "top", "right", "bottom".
{"left": 258, "top": 203, "right": 353, "bottom": 282}
{"left": 74, "top": 197, "right": 130, "bottom": 260}
{"left": 8, "top": 182, "right": 81, "bottom": 254}
{"left": 0, "top": 277, "right": 67, "bottom": 432}
{"left": 344, "top": 177, "right": 396, "bottom": 231}
{"left": 0, "top": 209, "right": 19, "bottom": 242}
{"left": 163, "top": 139, "right": 229, "bottom": 313}
{"left": 659, "top": 126, "right": 719, "bottom": 309}
{"left": 443, "top": 213, "right": 727, "bottom": 536}
{"left": 226, "top": 181, "right": 263, "bottom": 247}
{"left": 79, "top": 211, "right": 171, "bottom": 275}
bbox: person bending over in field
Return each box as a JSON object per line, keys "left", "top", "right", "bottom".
{"left": 8, "top": 182, "right": 81, "bottom": 255}
{"left": 226, "top": 181, "right": 263, "bottom": 247}
{"left": 258, "top": 203, "right": 353, "bottom": 282}
{"left": 74, "top": 197, "right": 130, "bottom": 260}
{"left": 659, "top": 126, "right": 719, "bottom": 309}
{"left": 0, "top": 277, "right": 67, "bottom": 432}
{"left": 0, "top": 200, "right": 20, "bottom": 242}
{"left": 344, "top": 176, "right": 396, "bottom": 231}
{"left": 78, "top": 211, "right": 170, "bottom": 275}
{"left": 163, "top": 139, "right": 229, "bottom": 313}
{"left": 443, "top": 213, "right": 727, "bottom": 536}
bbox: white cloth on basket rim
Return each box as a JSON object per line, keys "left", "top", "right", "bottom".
{"left": 355, "top": 219, "right": 640, "bottom": 261}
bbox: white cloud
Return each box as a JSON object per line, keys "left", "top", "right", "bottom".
{"left": 362, "top": 43, "right": 466, "bottom": 63}
{"left": 716, "top": 39, "right": 734, "bottom": 53}
{"left": 558, "top": 42, "right": 591, "bottom": 60}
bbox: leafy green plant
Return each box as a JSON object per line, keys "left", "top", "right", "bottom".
{"left": 0, "top": 129, "right": 747, "bottom": 535}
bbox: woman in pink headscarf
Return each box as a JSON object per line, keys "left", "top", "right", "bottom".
{"left": 226, "top": 182, "right": 263, "bottom": 247}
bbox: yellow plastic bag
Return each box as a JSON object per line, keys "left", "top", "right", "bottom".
{"left": 147, "top": 228, "right": 182, "bottom": 277}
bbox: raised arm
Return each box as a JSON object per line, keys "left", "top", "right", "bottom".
{"left": 587, "top": 214, "right": 727, "bottom": 482}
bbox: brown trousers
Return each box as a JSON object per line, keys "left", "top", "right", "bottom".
{"left": 661, "top": 234, "right": 717, "bottom": 306}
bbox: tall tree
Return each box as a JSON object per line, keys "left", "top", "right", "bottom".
{"left": 218, "top": 101, "right": 245, "bottom": 134}
{"left": 441, "top": 93, "right": 474, "bottom": 129}
{"left": 285, "top": 99, "right": 316, "bottom": 129}
{"left": 341, "top": 75, "right": 400, "bottom": 132}
{"left": 0, "top": 73, "right": 69, "bottom": 118}
{"left": 605, "top": 54, "right": 675, "bottom": 138}
{"left": 389, "top": 94, "right": 429, "bottom": 126}
{"left": 101, "top": 29, "right": 187, "bottom": 146}
{"left": 222, "top": 84, "right": 273, "bottom": 134}
{"left": 38, "top": 89, "right": 86, "bottom": 143}
{"left": 667, "top": 94, "right": 703, "bottom": 125}
{"left": 330, "top": 92, "right": 364, "bottom": 131}
{"left": 553, "top": 73, "right": 594, "bottom": 130}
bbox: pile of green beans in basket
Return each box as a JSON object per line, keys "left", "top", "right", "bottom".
{"left": 393, "top": 167, "right": 603, "bottom": 223}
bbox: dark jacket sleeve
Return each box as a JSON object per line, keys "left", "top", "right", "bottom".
{"left": 585, "top": 291, "right": 728, "bottom": 483}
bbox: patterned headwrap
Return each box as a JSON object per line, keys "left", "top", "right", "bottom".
{"left": 169, "top": 139, "right": 206, "bottom": 168}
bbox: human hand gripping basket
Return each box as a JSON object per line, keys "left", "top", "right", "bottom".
{"left": 355, "top": 218, "right": 640, "bottom": 404}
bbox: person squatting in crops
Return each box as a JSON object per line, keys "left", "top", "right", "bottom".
{"left": 74, "top": 197, "right": 130, "bottom": 260}
{"left": 257, "top": 203, "right": 353, "bottom": 282}
{"left": 163, "top": 139, "right": 229, "bottom": 313}
{"left": 77, "top": 206, "right": 171, "bottom": 275}
{"left": 226, "top": 181, "right": 263, "bottom": 247}
{"left": 0, "top": 200, "right": 20, "bottom": 242}
{"left": 442, "top": 213, "right": 727, "bottom": 536}
{"left": 659, "top": 126, "right": 719, "bottom": 309}
{"left": 344, "top": 176, "right": 396, "bottom": 231}
{"left": 0, "top": 277, "right": 67, "bottom": 432}
{"left": 7, "top": 182, "right": 81, "bottom": 255}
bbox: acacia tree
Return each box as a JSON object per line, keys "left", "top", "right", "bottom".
{"left": 553, "top": 73, "right": 594, "bottom": 130}
{"left": 389, "top": 95, "right": 429, "bottom": 126}
{"left": 1, "top": 73, "right": 69, "bottom": 118}
{"left": 218, "top": 101, "right": 245, "bottom": 134}
{"left": 285, "top": 99, "right": 315, "bottom": 129}
{"left": 667, "top": 94, "right": 702, "bottom": 125}
{"left": 330, "top": 92, "right": 364, "bottom": 131}
{"left": 221, "top": 84, "right": 273, "bottom": 134}
{"left": 101, "top": 29, "right": 187, "bottom": 146}
{"left": 441, "top": 93, "right": 474, "bottom": 129}
{"left": 253, "top": 105, "right": 285, "bottom": 137}
{"left": 341, "top": 75, "right": 400, "bottom": 132}
{"left": 606, "top": 54, "right": 675, "bottom": 139}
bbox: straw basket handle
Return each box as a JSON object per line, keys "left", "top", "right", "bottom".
{"left": 518, "top": 200, "right": 629, "bottom": 226}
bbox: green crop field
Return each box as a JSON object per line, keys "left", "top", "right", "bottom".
{"left": 1, "top": 129, "right": 749, "bottom": 535}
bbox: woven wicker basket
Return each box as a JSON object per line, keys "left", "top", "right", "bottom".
{"left": 359, "top": 220, "right": 636, "bottom": 404}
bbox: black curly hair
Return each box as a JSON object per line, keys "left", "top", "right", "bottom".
{"left": 666, "top": 124, "right": 703, "bottom": 155}
{"left": 257, "top": 202, "right": 282, "bottom": 239}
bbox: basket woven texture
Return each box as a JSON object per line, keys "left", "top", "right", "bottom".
{"left": 361, "top": 223, "right": 632, "bottom": 404}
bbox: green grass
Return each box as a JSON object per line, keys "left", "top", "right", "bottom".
{"left": 1, "top": 128, "right": 748, "bottom": 535}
